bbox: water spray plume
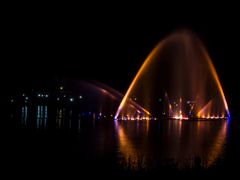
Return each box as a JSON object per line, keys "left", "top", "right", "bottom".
{"left": 115, "top": 30, "right": 230, "bottom": 120}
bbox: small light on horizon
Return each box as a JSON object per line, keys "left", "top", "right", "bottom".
{"left": 79, "top": 95, "right": 83, "bottom": 99}
{"left": 60, "top": 86, "right": 64, "bottom": 90}
{"left": 70, "top": 98, "right": 74, "bottom": 102}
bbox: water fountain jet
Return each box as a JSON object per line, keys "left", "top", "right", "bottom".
{"left": 115, "top": 30, "right": 230, "bottom": 120}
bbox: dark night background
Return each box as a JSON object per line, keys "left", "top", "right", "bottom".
{"left": 1, "top": 4, "right": 239, "bottom": 117}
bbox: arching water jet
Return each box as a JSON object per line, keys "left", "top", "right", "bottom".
{"left": 115, "top": 30, "right": 230, "bottom": 120}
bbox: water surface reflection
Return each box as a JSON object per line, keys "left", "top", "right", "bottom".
{"left": 14, "top": 104, "right": 229, "bottom": 170}
{"left": 115, "top": 120, "right": 228, "bottom": 169}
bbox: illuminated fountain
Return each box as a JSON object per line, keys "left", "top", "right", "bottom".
{"left": 115, "top": 30, "right": 230, "bottom": 120}
{"left": 64, "top": 80, "right": 146, "bottom": 117}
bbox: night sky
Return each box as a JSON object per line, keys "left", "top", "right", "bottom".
{"left": 2, "top": 4, "right": 240, "bottom": 116}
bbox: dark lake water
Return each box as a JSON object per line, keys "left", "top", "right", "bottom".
{"left": 3, "top": 104, "right": 240, "bottom": 177}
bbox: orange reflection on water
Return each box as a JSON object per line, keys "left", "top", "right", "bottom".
{"left": 114, "top": 121, "right": 141, "bottom": 169}
{"left": 115, "top": 120, "right": 228, "bottom": 169}
{"left": 206, "top": 120, "right": 227, "bottom": 167}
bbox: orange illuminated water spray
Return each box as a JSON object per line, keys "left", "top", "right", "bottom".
{"left": 202, "top": 48, "right": 230, "bottom": 118}
{"left": 114, "top": 42, "right": 165, "bottom": 119}
{"left": 115, "top": 31, "right": 230, "bottom": 120}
